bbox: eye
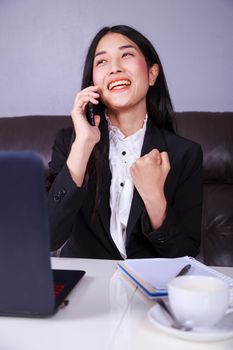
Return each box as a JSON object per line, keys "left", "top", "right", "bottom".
{"left": 95, "top": 59, "right": 107, "bottom": 66}
{"left": 122, "top": 52, "right": 134, "bottom": 58}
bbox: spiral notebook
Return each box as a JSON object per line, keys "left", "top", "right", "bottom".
{"left": 118, "top": 256, "right": 233, "bottom": 304}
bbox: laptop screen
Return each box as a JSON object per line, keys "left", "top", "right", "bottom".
{"left": 0, "top": 151, "right": 85, "bottom": 317}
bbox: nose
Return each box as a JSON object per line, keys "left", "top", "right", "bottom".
{"left": 109, "top": 59, "right": 123, "bottom": 75}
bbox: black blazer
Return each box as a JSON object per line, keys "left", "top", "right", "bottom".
{"left": 48, "top": 118, "right": 203, "bottom": 259}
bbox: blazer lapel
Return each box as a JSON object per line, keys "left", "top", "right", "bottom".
{"left": 126, "top": 119, "right": 171, "bottom": 242}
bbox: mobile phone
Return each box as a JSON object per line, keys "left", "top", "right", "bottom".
{"left": 87, "top": 101, "right": 104, "bottom": 126}
{"left": 87, "top": 102, "right": 96, "bottom": 126}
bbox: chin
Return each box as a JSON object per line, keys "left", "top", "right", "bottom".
{"left": 106, "top": 98, "right": 133, "bottom": 109}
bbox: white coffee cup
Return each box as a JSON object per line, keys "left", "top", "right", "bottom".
{"left": 168, "top": 275, "right": 230, "bottom": 329}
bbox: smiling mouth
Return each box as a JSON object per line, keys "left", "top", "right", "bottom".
{"left": 108, "top": 79, "right": 131, "bottom": 90}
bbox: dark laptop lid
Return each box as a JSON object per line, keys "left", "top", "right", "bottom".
{"left": 0, "top": 151, "right": 84, "bottom": 317}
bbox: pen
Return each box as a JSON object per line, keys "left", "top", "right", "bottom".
{"left": 176, "top": 264, "right": 191, "bottom": 277}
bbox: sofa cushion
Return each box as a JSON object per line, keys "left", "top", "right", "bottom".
{"left": 0, "top": 115, "right": 72, "bottom": 170}
{"left": 175, "top": 112, "right": 233, "bottom": 184}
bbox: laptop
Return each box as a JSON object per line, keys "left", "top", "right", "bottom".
{"left": 0, "top": 151, "right": 85, "bottom": 317}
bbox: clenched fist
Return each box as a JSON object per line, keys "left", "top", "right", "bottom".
{"left": 130, "top": 149, "right": 170, "bottom": 229}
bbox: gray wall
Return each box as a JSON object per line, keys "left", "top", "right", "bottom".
{"left": 0, "top": 0, "right": 232, "bottom": 116}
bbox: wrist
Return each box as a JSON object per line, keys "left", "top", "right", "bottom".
{"left": 143, "top": 192, "right": 167, "bottom": 230}
{"left": 144, "top": 190, "right": 166, "bottom": 208}
{"left": 72, "top": 137, "right": 96, "bottom": 152}
{"left": 66, "top": 141, "right": 93, "bottom": 187}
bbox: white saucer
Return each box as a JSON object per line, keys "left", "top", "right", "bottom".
{"left": 148, "top": 304, "right": 233, "bottom": 342}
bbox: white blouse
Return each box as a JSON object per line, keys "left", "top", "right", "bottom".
{"left": 107, "top": 116, "right": 147, "bottom": 259}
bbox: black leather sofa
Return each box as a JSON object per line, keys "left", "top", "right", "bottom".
{"left": 0, "top": 112, "right": 232, "bottom": 266}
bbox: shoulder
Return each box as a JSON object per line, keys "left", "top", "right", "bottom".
{"left": 161, "top": 129, "right": 203, "bottom": 178}
{"left": 163, "top": 129, "right": 203, "bottom": 159}
{"left": 146, "top": 118, "right": 202, "bottom": 160}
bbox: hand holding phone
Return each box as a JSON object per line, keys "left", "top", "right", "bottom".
{"left": 87, "top": 99, "right": 103, "bottom": 126}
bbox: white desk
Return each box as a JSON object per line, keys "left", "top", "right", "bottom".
{"left": 0, "top": 258, "right": 232, "bottom": 350}
{"left": 112, "top": 266, "right": 233, "bottom": 350}
{"left": 0, "top": 258, "right": 133, "bottom": 350}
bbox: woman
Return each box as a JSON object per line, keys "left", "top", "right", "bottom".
{"left": 48, "top": 25, "right": 203, "bottom": 259}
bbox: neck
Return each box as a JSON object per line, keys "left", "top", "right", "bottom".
{"left": 106, "top": 105, "right": 147, "bottom": 137}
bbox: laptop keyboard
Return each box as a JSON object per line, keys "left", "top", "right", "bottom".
{"left": 54, "top": 283, "right": 65, "bottom": 297}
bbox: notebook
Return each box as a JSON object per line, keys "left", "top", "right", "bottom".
{"left": 0, "top": 151, "right": 85, "bottom": 317}
{"left": 118, "top": 256, "right": 233, "bottom": 304}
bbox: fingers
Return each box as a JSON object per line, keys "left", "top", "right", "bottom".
{"left": 135, "top": 149, "right": 170, "bottom": 170}
{"left": 94, "top": 115, "right": 101, "bottom": 127}
{"left": 76, "top": 89, "right": 100, "bottom": 105}
{"left": 161, "top": 151, "right": 171, "bottom": 172}
{"left": 139, "top": 149, "right": 161, "bottom": 165}
{"left": 72, "top": 86, "right": 100, "bottom": 116}
{"left": 149, "top": 149, "right": 162, "bottom": 165}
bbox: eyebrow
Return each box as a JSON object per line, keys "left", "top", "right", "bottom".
{"left": 94, "top": 44, "right": 137, "bottom": 58}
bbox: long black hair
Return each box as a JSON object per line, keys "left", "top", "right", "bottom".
{"left": 80, "top": 25, "right": 174, "bottom": 214}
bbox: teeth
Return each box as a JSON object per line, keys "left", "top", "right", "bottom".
{"left": 109, "top": 80, "right": 131, "bottom": 90}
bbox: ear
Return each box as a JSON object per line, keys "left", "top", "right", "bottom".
{"left": 149, "top": 64, "right": 159, "bottom": 86}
